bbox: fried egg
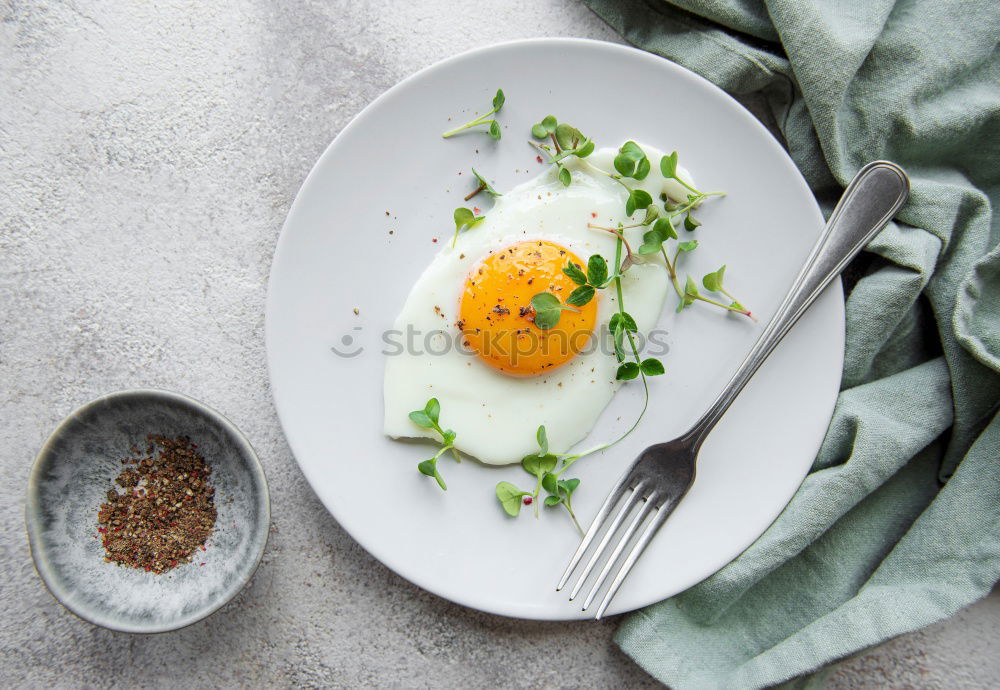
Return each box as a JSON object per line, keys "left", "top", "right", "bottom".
{"left": 383, "top": 144, "right": 694, "bottom": 464}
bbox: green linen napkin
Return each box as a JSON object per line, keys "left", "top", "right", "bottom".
{"left": 581, "top": 1, "right": 1000, "bottom": 687}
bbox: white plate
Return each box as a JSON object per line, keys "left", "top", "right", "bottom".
{"left": 266, "top": 38, "right": 842, "bottom": 620}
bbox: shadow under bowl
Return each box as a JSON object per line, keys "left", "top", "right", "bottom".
{"left": 25, "top": 389, "right": 270, "bottom": 633}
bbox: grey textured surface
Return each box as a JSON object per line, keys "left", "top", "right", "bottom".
{"left": 1, "top": 0, "right": 996, "bottom": 687}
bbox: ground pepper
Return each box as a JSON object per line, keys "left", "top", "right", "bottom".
{"left": 97, "top": 435, "right": 216, "bottom": 574}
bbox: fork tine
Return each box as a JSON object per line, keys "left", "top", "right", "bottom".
{"left": 567, "top": 482, "right": 646, "bottom": 600}
{"left": 556, "top": 473, "right": 636, "bottom": 592}
{"left": 593, "top": 503, "right": 673, "bottom": 619}
{"left": 569, "top": 482, "right": 643, "bottom": 601}
{"left": 581, "top": 492, "right": 658, "bottom": 611}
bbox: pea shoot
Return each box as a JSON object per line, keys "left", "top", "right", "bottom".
{"left": 442, "top": 89, "right": 505, "bottom": 139}
{"left": 408, "top": 398, "right": 460, "bottom": 491}
{"left": 529, "top": 292, "right": 579, "bottom": 329}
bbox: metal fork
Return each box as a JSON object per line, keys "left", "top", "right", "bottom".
{"left": 558, "top": 161, "right": 911, "bottom": 619}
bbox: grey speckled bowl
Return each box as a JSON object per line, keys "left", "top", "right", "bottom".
{"left": 26, "top": 389, "right": 270, "bottom": 633}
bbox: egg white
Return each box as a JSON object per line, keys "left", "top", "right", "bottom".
{"left": 383, "top": 144, "right": 692, "bottom": 465}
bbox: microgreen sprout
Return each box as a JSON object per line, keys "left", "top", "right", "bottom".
{"left": 638, "top": 217, "right": 678, "bottom": 255}
{"left": 408, "top": 398, "right": 459, "bottom": 491}
{"left": 596, "top": 149, "right": 751, "bottom": 318}
{"left": 520, "top": 426, "right": 559, "bottom": 517}
{"left": 452, "top": 207, "right": 485, "bottom": 247}
{"left": 464, "top": 168, "right": 502, "bottom": 201}
{"left": 701, "top": 265, "right": 754, "bottom": 318}
{"left": 659, "top": 151, "right": 724, "bottom": 231}
{"left": 494, "top": 425, "right": 584, "bottom": 532}
{"left": 442, "top": 89, "right": 505, "bottom": 139}
{"left": 529, "top": 292, "right": 579, "bottom": 329}
{"left": 529, "top": 116, "right": 595, "bottom": 187}
{"left": 662, "top": 242, "right": 753, "bottom": 317}
{"left": 614, "top": 140, "right": 651, "bottom": 181}
{"left": 496, "top": 481, "right": 532, "bottom": 516}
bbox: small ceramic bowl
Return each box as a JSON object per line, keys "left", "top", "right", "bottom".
{"left": 25, "top": 389, "right": 270, "bottom": 633}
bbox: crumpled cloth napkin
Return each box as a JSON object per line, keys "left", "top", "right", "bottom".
{"left": 581, "top": 0, "right": 1000, "bottom": 687}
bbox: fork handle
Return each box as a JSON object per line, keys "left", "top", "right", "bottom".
{"left": 684, "top": 161, "right": 910, "bottom": 446}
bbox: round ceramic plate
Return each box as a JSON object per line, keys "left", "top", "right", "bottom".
{"left": 266, "top": 38, "right": 842, "bottom": 620}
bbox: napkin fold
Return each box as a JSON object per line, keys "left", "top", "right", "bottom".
{"left": 581, "top": 0, "right": 1000, "bottom": 686}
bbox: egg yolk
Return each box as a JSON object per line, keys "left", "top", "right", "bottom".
{"left": 458, "top": 240, "right": 599, "bottom": 376}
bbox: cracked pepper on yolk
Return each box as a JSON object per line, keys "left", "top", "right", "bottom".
{"left": 458, "top": 240, "right": 599, "bottom": 376}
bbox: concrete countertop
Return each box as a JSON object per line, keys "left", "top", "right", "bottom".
{"left": 2, "top": 0, "right": 996, "bottom": 686}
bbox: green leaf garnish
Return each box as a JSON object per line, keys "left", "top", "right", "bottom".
{"left": 408, "top": 410, "right": 433, "bottom": 428}
{"left": 559, "top": 478, "right": 580, "bottom": 496}
{"left": 408, "top": 398, "right": 459, "bottom": 491}
{"left": 465, "top": 168, "right": 502, "bottom": 201}
{"left": 536, "top": 425, "right": 549, "bottom": 456}
{"left": 609, "top": 312, "right": 637, "bottom": 333}
{"left": 531, "top": 115, "right": 558, "bottom": 139}
{"left": 613, "top": 141, "right": 650, "bottom": 180}
{"left": 521, "top": 453, "right": 558, "bottom": 478}
{"left": 635, "top": 157, "right": 650, "bottom": 180}
{"left": 530, "top": 292, "right": 577, "bottom": 329}
{"left": 638, "top": 217, "right": 678, "bottom": 255}
{"left": 442, "top": 88, "right": 505, "bottom": 139}
{"left": 563, "top": 261, "right": 588, "bottom": 286}
{"left": 566, "top": 285, "right": 595, "bottom": 307}
{"left": 530, "top": 117, "right": 594, "bottom": 189}
{"left": 496, "top": 481, "right": 530, "bottom": 516}
{"left": 653, "top": 217, "right": 679, "bottom": 240}
{"left": 640, "top": 358, "right": 665, "bottom": 376}
{"left": 660, "top": 151, "right": 679, "bottom": 179}
{"left": 677, "top": 240, "right": 698, "bottom": 253}
{"left": 702, "top": 265, "right": 726, "bottom": 292}
{"left": 417, "top": 458, "right": 447, "bottom": 491}
{"left": 677, "top": 275, "right": 700, "bottom": 312}
{"left": 642, "top": 205, "right": 660, "bottom": 225}
{"left": 452, "top": 207, "right": 485, "bottom": 247}
{"left": 425, "top": 398, "right": 440, "bottom": 424}
{"left": 625, "top": 189, "right": 653, "bottom": 216}
{"left": 587, "top": 254, "right": 609, "bottom": 287}
{"left": 684, "top": 213, "right": 701, "bottom": 231}
{"left": 616, "top": 362, "right": 640, "bottom": 380}
{"left": 554, "top": 123, "right": 580, "bottom": 150}
{"left": 541, "top": 472, "right": 558, "bottom": 495}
